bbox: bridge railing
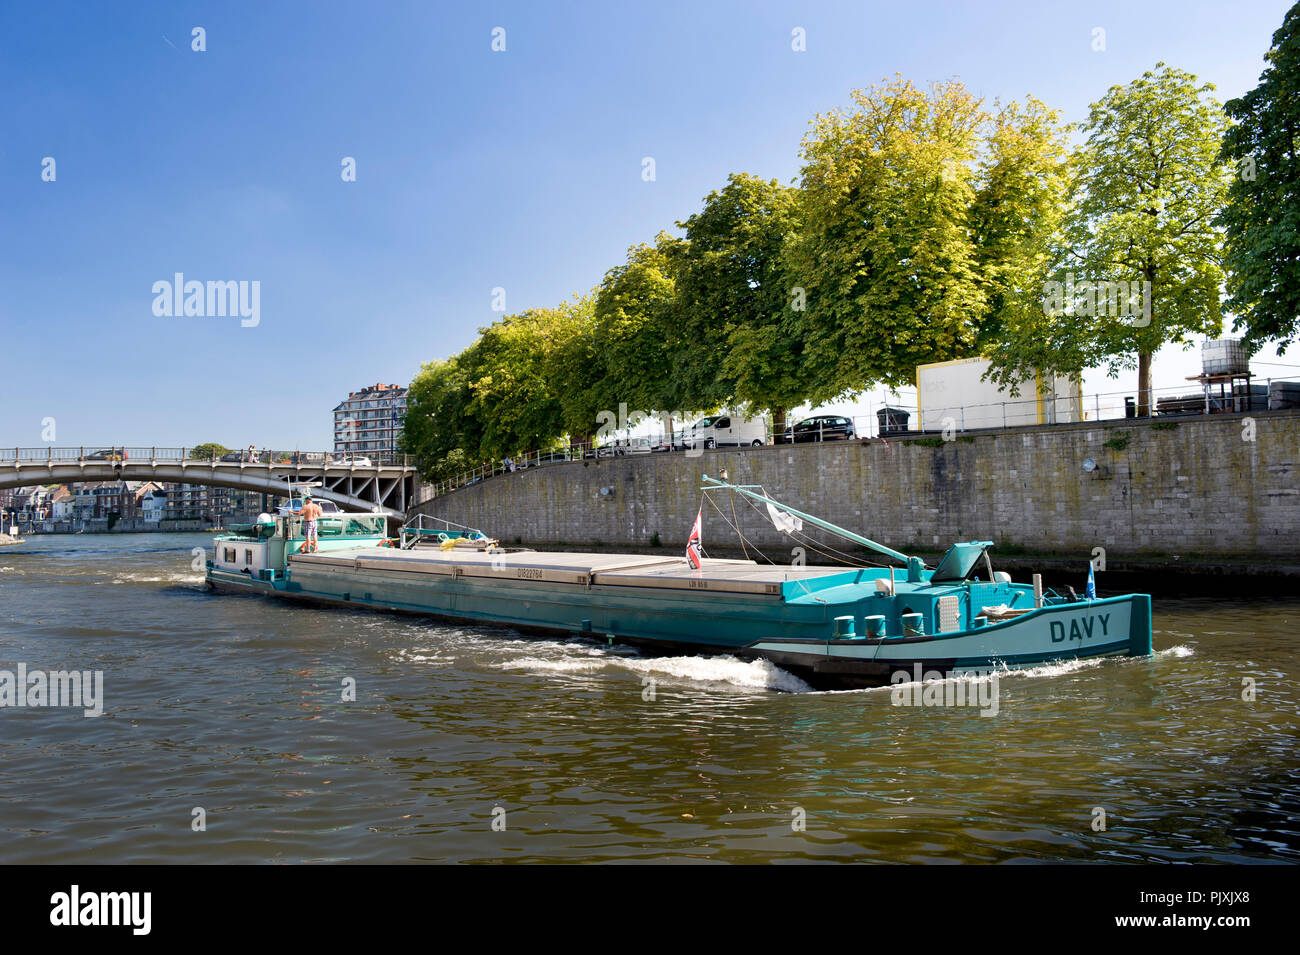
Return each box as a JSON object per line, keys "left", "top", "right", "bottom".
{"left": 0, "top": 447, "right": 414, "bottom": 468}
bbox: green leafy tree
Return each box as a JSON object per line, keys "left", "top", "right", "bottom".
{"left": 464, "top": 308, "right": 574, "bottom": 458}
{"left": 591, "top": 236, "right": 689, "bottom": 436}
{"left": 1056, "top": 64, "right": 1229, "bottom": 415}
{"left": 972, "top": 97, "right": 1073, "bottom": 393}
{"left": 400, "top": 355, "right": 479, "bottom": 479}
{"left": 546, "top": 293, "right": 609, "bottom": 443}
{"left": 1219, "top": 2, "right": 1300, "bottom": 352}
{"left": 190, "top": 442, "right": 230, "bottom": 460}
{"left": 402, "top": 297, "right": 601, "bottom": 476}
{"left": 786, "top": 76, "right": 988, "bottom": 401}
{"left": 674, "top": 173, "right": 803, "bottom": 427}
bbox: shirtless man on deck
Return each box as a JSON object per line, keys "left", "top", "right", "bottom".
{"left": 293, "top": 493, "right": 323, "bottom": 553}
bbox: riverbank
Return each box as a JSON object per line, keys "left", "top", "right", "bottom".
{"left": 415, "top": 410, "right": 1300, "bottom": 576}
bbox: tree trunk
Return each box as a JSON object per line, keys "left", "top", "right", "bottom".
{"left": 771, "top": 406, "right": 787, "bottom": 439}
{"left": 1137, "top": 351, "right": 1152, "bottom": 417}
{"left": 1137, "top": 263, "right": 1157, "bottom": 417}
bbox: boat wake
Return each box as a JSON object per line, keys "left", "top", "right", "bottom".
{"left": 392, "top": 648, "right": 457, "bottom": 667}
{"left": 109, "top": 572, "right": 206, "bottom": 584}
{"left": 497, "top": 651, "right": 814, "bottom": 694}
{"left": 1156, "top": 644, "right": 1195, "bottom": 658}
{"left": 999, "top": 655, "right": 1107, "bottom": 680}
{"left": 390, "top": 629, "right": 811, "bottom": 692}
{"left": 810, "top": 654, "right": 1111, "bottom": 696}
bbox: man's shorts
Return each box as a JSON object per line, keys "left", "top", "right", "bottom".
{"left": 304, "top": 519, "right": 318, "bottom": 538}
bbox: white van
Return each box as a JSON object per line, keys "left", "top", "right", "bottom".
{"left": 683, "top": 414, "right": 768, "bottom": 449}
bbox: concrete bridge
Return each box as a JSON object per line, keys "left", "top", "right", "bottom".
{"left": 0, "top": 447, "right": 420, "bottom": 515}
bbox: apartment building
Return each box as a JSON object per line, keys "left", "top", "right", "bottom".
{"left": 333, "top": 382, "right": 408, "bottom": 456}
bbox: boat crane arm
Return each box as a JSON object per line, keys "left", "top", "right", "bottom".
{"left": 700, "top": 475, "right": 916, "bottom": 567}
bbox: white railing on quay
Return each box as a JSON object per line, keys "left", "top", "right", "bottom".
{"left": 423, "top": 374, "right": 1299, "bottom": 497}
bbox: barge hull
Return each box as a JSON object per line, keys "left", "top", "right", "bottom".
{"left": 207, "top": 555, "right": 1152, "bottom": 690}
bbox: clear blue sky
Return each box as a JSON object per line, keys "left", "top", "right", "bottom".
{"left": 1, "top": 0, "right": 1294, "bottom": 448}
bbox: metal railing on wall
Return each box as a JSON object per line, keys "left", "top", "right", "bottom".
{"left": 422, "top": 374, "right": 1300, "bottom": 498}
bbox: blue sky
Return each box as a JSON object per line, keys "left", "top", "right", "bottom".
{"left": 1, "top": 0, "right": 1295, "bottom": 448}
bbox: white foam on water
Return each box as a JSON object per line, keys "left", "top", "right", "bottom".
{"left": 623, "top": 654, "right": 813, "bottom": 693}
{"left": 392, "top": 649, "right": 455, "bottom": 666}
{"left": 498, "top": 651, "right": 813, "bottom": 693}
{"left": 999, "top": 655, "right": 1106, "bottom": 680}
{"left": 817, "top": 667, "right": 1007, "bottom": 697}
{"left": 109, "top": 572, "right": 206, "bottom": 584}
{"left": 1157, "top": 645, "right": 1194, "bottom": 658}
{"left": 498, "top": 655, "right": 607, "bottom": 674}
{"left": 812, "top": 651, "right": 1135, "bottom": 698}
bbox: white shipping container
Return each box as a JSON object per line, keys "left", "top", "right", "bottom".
{"left": 916, "top": 358, "right": 1082, "bottom": 431}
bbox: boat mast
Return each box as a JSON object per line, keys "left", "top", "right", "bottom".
{"left": 701, "top": 474, "right": 917, "bottom": 567}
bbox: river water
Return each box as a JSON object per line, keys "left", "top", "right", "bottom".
{"left": 0, "top": 531, "right": 1296, "bottom": 864}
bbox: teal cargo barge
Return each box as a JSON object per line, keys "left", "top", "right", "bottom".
{"left": 205, "top": 479, "right": 1153, "bottom": 689}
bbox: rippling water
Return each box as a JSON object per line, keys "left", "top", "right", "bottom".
{"left": 0, "top": 532, "right": 1296, "bottom": 863}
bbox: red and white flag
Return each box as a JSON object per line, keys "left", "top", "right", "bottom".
{"left": 686, "top": 508, "right": 703, "bottom": 570}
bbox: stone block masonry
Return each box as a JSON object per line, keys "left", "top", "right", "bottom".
{"left": 413, "top": 411, "right": 1300, "bottom": 562}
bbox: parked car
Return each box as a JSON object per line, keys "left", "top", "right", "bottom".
{"left": 780, "top": 415, "right": 857, "bottom": 444}
{"left": 683, "top": 415, "right": 768, "bottom": 449}
{"left": 604, "top": 437, "right": 658, "bottom": 455}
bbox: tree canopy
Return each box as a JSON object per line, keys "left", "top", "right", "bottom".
{"left": 1219, "top": 0, "right": 1300, "bottom": 353}
{"left": 785, "top": 76, "right": 989, "bottom": 401}
{"left": 984, "top": 64, "right": 1230, "bottom": 411}
{"left": 400, "top": 34, "right": 1290, "bottom": 481}
{"left": 190, "top": 442, "right": 231, "bottom": 460}
{"left": 972, "top": 97, "right": 1072, "bottom": 393}
{"left": 674, "top": 173, "right": 802, "bottom": 423}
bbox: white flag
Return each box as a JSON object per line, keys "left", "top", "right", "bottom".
{"left": 766, "top": 501, "right": 803, "bottom": 534}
